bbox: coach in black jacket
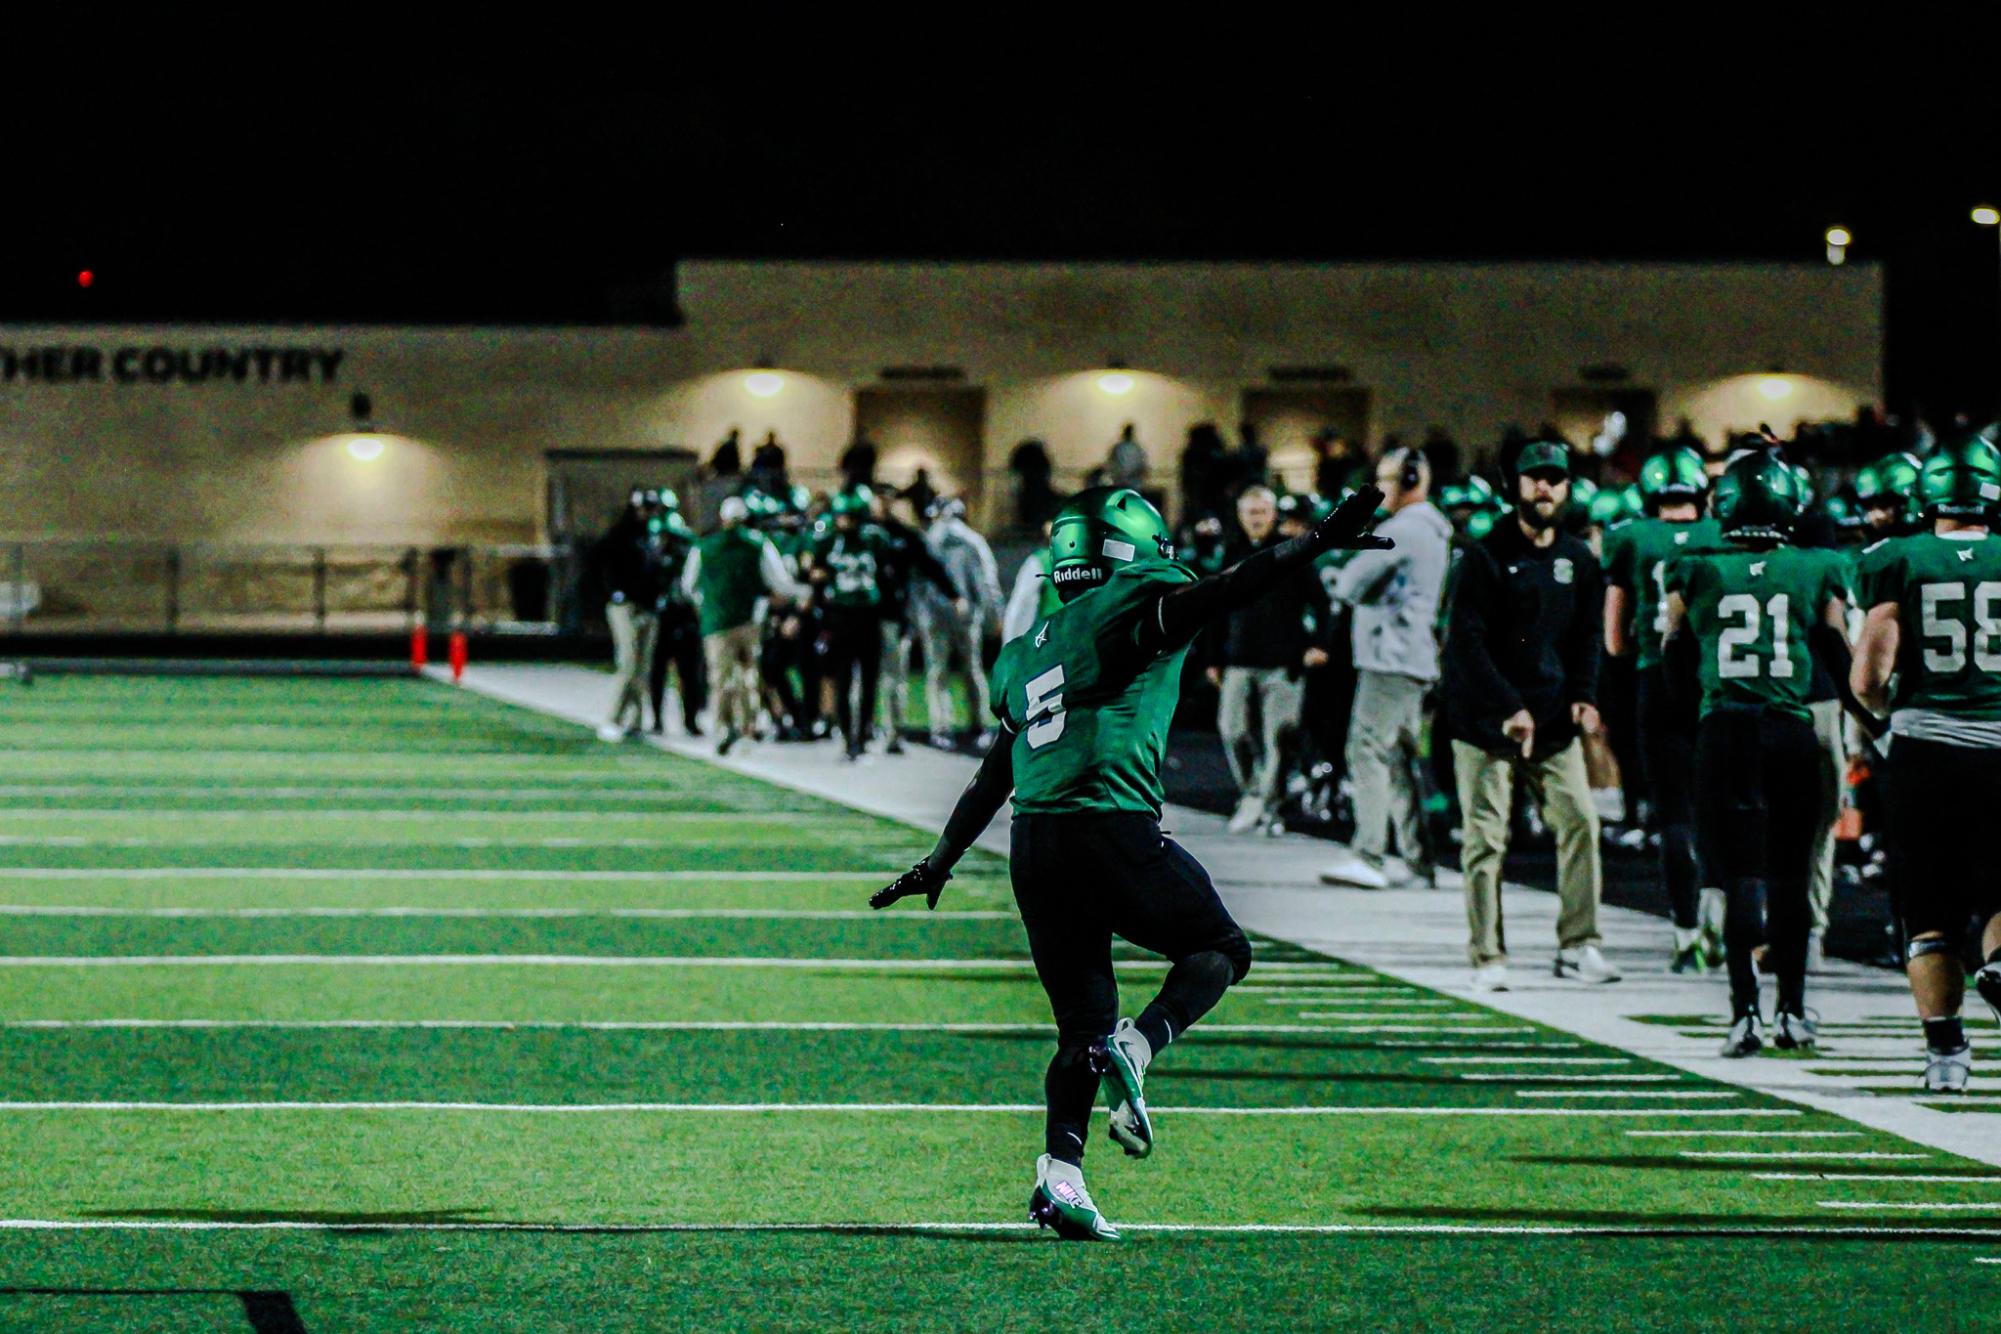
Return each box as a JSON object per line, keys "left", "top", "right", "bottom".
{"left": 1441, "top": 441, "right": 1615, "bottom": 990}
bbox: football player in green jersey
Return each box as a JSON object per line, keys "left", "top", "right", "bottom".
{"left": 1852, "top": 431, "right": 2001, "bottom": 1092}
{"left": 869, "top": 485, "right": 1388, "bottom": 1240}
{"left": 1602, "top": 447, "right": 1725, "bottom": 972}
{"left": 1854, "top": 452, "right": 1926, "bottom": 539}
{"left": 1663, "top": 450, "right": 1865, "bottom": 1057}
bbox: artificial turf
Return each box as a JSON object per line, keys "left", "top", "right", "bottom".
{"left": 0, "top": 675, "right": 1995, "bottom": 1331}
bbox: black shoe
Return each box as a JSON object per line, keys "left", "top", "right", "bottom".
{"left": 717, "top": 729, "right": 740, "bottom": 757}
{"left": 1975, "top": 961, "right": 2001, "bottom": 1025}
{"left": 885, "top": 737, "right": 905, "bottom": 755}
{"left": 683, "top": 721, "right": 704, "bottom": 739}
{"left": 1720, "top": 1011, "right": 1763, "bottom": 1059}
{"left": 1774, "top": 1010, "right": 1819, "bottom": 1052}
{"left": 649, "top": 722, "right": 665, "bottom": 736}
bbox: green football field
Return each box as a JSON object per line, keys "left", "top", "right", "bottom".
{"left": 0, "top": 675, "right": 1996, "bottom": 1331}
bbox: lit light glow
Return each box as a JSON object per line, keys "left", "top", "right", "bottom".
{"left": 76, "top": 270, "right": 94, "bottom": 289}
{"left": 1757, "top": 377, "right": 1794, "bottom": 402}
{"left": 1824, "top": 226, "right": 1851, "bottom": 248}
{"left": 345, "top": 435, "right": 386, "bottom": 462}
{"left": 744, "top": 371, "right": 785, "bottom": 398}
{"left": 1974, "top": 206, "right": 2001, "bottom": 227}
{"left": 1096, "top": 372, "right": 1135, "bottom": 396}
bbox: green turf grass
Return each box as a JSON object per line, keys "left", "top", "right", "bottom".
{"left": 0, "top": 674, "right": 1995, "bottom": 1331}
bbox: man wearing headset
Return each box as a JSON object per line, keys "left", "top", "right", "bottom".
{"left": 1319, "top": 446, "right": 1454, "bottom": 889}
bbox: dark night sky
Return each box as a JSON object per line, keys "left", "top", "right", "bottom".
{"left": 2, "top": 65, "right": 1994, "bottom": 418}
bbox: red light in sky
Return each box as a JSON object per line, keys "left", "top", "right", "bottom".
{"left": 77, "top": 270, "right": 94, "bottom": 289}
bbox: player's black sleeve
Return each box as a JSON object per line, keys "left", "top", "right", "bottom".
{"left": 1138, "top": 486, "right": 1390, "bottom": 656}
{"left": 905, "top": 534, "right": 962, "bottom": 599}
{"left": 1664, "top": 620, "right": 1701, "bottom": 718}
{"left": 869, "top": 725, "right": 1015, "bottom": 909}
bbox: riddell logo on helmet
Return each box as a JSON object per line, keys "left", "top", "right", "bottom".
{"left": 1051, "top": 566, "right": 1103, "bottom": 586}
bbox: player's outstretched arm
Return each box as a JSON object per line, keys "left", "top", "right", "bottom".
{"left": 1140, "top": 485, "right": 1391, "bottom": 654}
{"left": 869, "top": 727, "right": 1016, "bottom": 910}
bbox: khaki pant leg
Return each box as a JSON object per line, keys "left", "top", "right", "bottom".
{"left": 623, "top": 614, "right": 659, "bottom": 730}
{"left": 1255, "top": 670, "right": 1305, "bottom": 805}
{"left": 1217, "top": 668, "right": 1259, "bottom": 796}
{"left": 1454, "top": 740, "right": 1514, "bottom": 966}
{"left": 726, "top": 623, "right": 762, "bottom": 734}
{"left": 1807, "top": 699, "right": 1845, "bottom": 935}
{"left": 606, "top": 602, "right": 639, "bottom": 727}
{"left": 1526, "top": 740, "right": 1603, "bottom": 950}
{"left": 1345, "top": 671, "right": 1401, "bottom": 863}
{"left": 1385, "top": 677, "right": 1433, "bottom": 874}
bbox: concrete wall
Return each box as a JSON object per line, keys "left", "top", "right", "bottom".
{"left": 0, "top": 261, "right": 1882, "bottom": 544}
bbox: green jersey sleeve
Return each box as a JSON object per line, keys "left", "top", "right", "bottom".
{"left": 1602, "top": 525, "right": 1635, "bottom": 592}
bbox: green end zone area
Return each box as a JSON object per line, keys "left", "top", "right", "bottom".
{"left": 0, "top": 676, "right": 1995, "bottom": 1331}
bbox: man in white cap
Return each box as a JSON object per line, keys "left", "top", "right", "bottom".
{"left": 680, "top": 495, "right": 803, "bottom": 755}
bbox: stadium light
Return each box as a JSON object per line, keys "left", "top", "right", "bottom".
{"left": 744, "top": 370, "right": 784, "bottom": 398}
{"left": 1757, "top": 376, "right": 1794, "bottom": 402}
{"left": 1824, "top": 226, "right": 1851, "bottom": 248}
{"left": 1096, "top": 371, "right": 1135, "bottom": 396}
{"left": 345, "top": 435, "right": 386, "bottom": 462}
{"left": 1973, "top": 206, "right": 2000, "bottom": 227}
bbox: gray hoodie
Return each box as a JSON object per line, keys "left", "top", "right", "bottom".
{"left": 1330, "top": 499, "right": 1453, "bottom": 681}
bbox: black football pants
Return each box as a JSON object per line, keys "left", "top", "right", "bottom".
{"left": 1637, "top": 665, "right": 1702, "bottom": 931}
{"left": 822, "top": 606, "right": 882, "bottom": 753}
{"left": 648, "top": 603, "right": 706, "bottom": 731}
{"left": 1011, "top": 812, "right": 1253, "bottom": 1165}
{"left": 1695, "top": 708, "right": 1818, "bottom": 1017}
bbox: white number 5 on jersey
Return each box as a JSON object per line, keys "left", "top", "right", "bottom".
{"left": 1024, "top": 665, "right": 1066, "bottom": 749}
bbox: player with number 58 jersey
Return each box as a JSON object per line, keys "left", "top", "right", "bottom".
{"left": 1663, "top": 449, "right": 1861, "bottom": 1061}
{"left": 865, "top": 484, "right": 1388, "bottom": 1242}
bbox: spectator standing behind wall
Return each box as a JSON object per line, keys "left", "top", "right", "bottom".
{"left": 1317, "top": 448, "right": 1453, "bottom": 889}
{"left": 915, "top": 497, "right": 1004, "bottom": 745}
{"left": 1440, "top": 441, "right": 1619, "bottom": 992}
{"left": 594, "top": 489, "right": 663, "bottom": 743}
{"left": 680, "top": 495, "right": 803, "bottom": 756}
{"left": 1207, "top": 486, "right": 1327, "bottom": 835}
{"left": 1106, "top": 423, "right": 1149, "bottom": 489}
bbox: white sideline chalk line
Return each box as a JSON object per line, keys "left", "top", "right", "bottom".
{"left": 0, "top": 837, "right": 896, "bottom": 849}
{"left": 0, "top": 955, "right": 1279, "bottom": 971}
{"left": 0, "top": 1020, "right": 1362, "bottom": 1035}
{"left": 0, "top": 1100, "right": 1809, "bottom": 1116}
{"left": 0, "top": 809, "right": 844, "bottom": 822}
{"left": 1820, "top": 1202, "right": 2001, "bottom": 1211}
{"left": 1296, "top": 1012, "right": 1511, "bottom": 1022}
{"left": 0, "top": 1219, "right": 1983, "bottom": 1237}
{"left": 0, "top": 906, "right": 1017, "bottom": 921}
{"left": 0, "top": 869, "right": 895, "bottom": 882}
{"left": 1629, "top": 1131, "right": 1861, "bottom": 1139}
{"left": 0, "top": 785, "right": 755, "bottom": 800}
{"left": 1757, "top": 1173, "right": 2001, "bottom": 1183}
{"left": 1680, "top": 1151, "right": 1928, "bottom": 1160}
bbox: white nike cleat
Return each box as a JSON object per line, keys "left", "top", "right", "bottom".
{"left": 1720, "top": 1012, "right": 1763, "bottom": 1058}
{"left": 1318, "top": 854, "right": 1390, "bottom": 890}
{"left": 1924, "top": 1044, "right": 1972, "bottom": 1094}
{"left": 1227, "top": 796, "right": 1266, "bottom": 834}
{"left": 1098, "top": 1018, "right": 1154, "bottom": 1159}
{"left": 1029, "top": 1155, "right": 1120, "bottom": 1242}
{"left": 1470, "top": 962, "right": 1510, "bottom": 992}
{"left": 596, "top": 723, "right": 628, "bottom": 743}
{"left": 1554, "top": 944, "right": 1621, "bottom": 984}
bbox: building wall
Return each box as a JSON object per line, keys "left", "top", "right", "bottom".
{"left": 0, "top": 261, "right": 1881, "bottom": 544}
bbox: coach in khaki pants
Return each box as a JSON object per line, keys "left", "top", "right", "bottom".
{"left": 1441, "top": 441, "right": 1620, "bottom": 992}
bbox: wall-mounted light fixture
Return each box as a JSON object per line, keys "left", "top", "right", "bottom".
{"left": 1096, "top": 361, "right": 1135, "bottom": 396}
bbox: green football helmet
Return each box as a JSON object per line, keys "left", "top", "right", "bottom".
{"left": 1820, "top": 493, "right": 1865, "bottom": 533}
{"left": 1638, "top": 447, "right": 1709, "bottom": 509}
{"left": 828, "top": 487, "right": 874, "bottom": 518}
{"left": 1920, "top": 431, "right": 2001, "bottom": 519}
{"left": 1791, "top": 464, "right": 1816, "bottom": 513}
{"left": 1048, "top": 487, "right": 1177, "bottom": 603}
{"left": 1713, "top": 450, "right": 1803, "bottom": 543}
{"left": 1588, "top": 484, "right": 1639, "bottom": 529}
{"left": 1854, "top": 452, "right": 1924, "bottom": 530}
{"left": 656, "top": 488, "right": 680, "bottom": 512}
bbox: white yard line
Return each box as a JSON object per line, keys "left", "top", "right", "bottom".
{"left": 1458, "top": 1073, "right": 1679, "bottom": 1083}
{"left": 0, "top": 809, "right": 839, "bottom": 821}
{"left": 1755, "top": 1173, "right": 2001, "bottom": 1183}
{"left": 0, "top": 869, "right": 893, "bottom": 882}
{"left": 1628, "top": 1130, "right": 1862, "bottom": 1139}
{"left": 1678, "top": 1150, "right": 1925, "bottom": 1160}
{"left": 1819, "top": 1202, "right": 2001, "bottom": 1212}
{"left": 0, "top": 1020, "right": 1360, "bottom": 1035}
{"left": 1426, "top": 1057, "right": 1631, "bottom": 1066}
{"left": 0, "top": 906, "right": 1017, "bottom": 921}
{"left": 0, "top": 953, "right": 1349, "bottom": 973}
{"left": 1294, "top": 1011, "right": 1508, "bottom": 1022}
{"left": 0, "top": 1100, "right": 1807, "bottom": 1116}
{"left": 1514, "top": 1090, "right": 1739, "bottom": 1100}
{"left": 0, "top": 1218, "right": 1982, "bottom": 1237}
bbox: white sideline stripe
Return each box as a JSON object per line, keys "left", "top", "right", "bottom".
{"left": 1278, "top": 1026, "right": 1540, "bottom": 1035}
{"left": 0, "top": 785, "right": 727, "bottom": 801}
{"left": 1630, "top": 1131, "right": 1862, "bottom": 1139}
{"left": 1459, "top": 1073, "right": 1679, "bottom": 1083}
{"left": 1236, "top": 981, "right": 1400, "bottom": 991}
{"left": 1426, "top": 1057, "right": 1630, "bottom": 1066}
{"left": 1296, "top": 1012, "right": 1510, "bottom": 1022}
{"left": 0, "top": 1020, "right": 1360, "bottom": 1035}
{"left": 1515, "top": 1090, "right": 1738, "bottom": 1100}
{"left": 0, "top": 809, "right": 842, "bottom": 822}
{"left": 0, "top": 837, "right": 886, "bottom": 850}
{"left": 1977, "top": 1257, "right": 2001, "bottom": 1264}
{"left": 1756, "top": 1173, "right": 2001, "bottom": 1184}
{"left": 0, "top": 1100, "right": 1806, "bottom": 1116}
{"left": 1382, "top": 1040, "right": 1581, "bottom": 1050}
{"left": 1679, "top": 1151, "right": 1925, "bottom": 1160}
{"left": 0, "top": 1219, "right": 1978, "bottom": 1237}
{"left": 1820, "top": 1202, "right": 2001, "bottom": 1212}
{"left": 0, "top": 906, "right": 1018, "bottom": 921}
{"left": 0, "top": 869, "right": 893, "bottom": 882}
{"left": 0, "top": 954, "right": 1352, "bottom": 974}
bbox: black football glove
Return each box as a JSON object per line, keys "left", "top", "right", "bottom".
{"left": 869, "top": 857, "right": 952, "bottom": 911}
{"left": 1310, "top": 484, "right": 1394, "bottom": 553}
